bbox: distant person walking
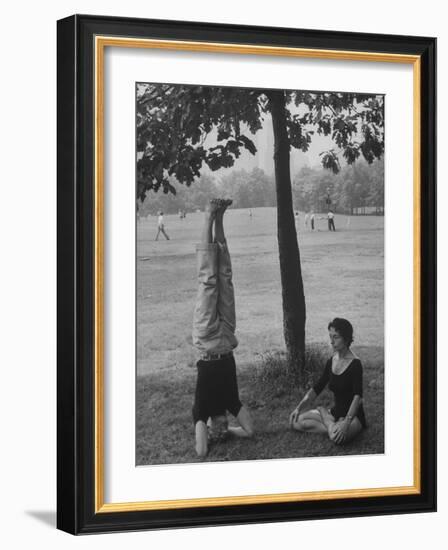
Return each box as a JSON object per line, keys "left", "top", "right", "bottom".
{"left": 327, "top": 210, "right": 336, "bottom": 231}
{"left": 310, "top": 212, "right": 315, "bottom": 231}
{"left": 155, "top": 211, "right": 170, "bottom": 241}
{"left": 304, "top": 212, "right": 310, "bottom": 229}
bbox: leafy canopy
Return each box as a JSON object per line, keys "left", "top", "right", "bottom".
{"left": 136, "top": 83, "right": 384, "bottom": 201}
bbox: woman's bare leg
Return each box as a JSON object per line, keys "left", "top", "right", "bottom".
{"left": 291, "top": 409, "right": 329, "bottom": 434}
{"left": 228, "top": 405, "right": 254, "bottom": 438}
{"left": 329, "top": 417, "right": 363, "bottom": 445}
{"left": 318, "top": 407, "right": 363, "bottom": 444}
{"left": 342, "top": 417, "right": 363, "bottom": 443}
{"left": 317, "top": 405, "right": 337, "bottom": 434}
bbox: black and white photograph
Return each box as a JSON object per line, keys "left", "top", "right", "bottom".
{"left": 135, "top": 82, "right": 385, "bottom": 465}
{"left": 0, "top": 0, "right": 441, "bottom": 544}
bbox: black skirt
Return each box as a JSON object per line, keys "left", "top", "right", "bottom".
{"left": 192, "top": 355, "right": 242, "bottom": 424}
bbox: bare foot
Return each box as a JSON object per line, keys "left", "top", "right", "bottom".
{"left": 205, "top": 199, "right": 221, "bottom": 217}
{"left": 317, "top": 406, "right": 336, "bottom": 431}
{"left": 317, "top": 405, "right": 328, "bottom": 421}
{"left": 216, "top": 198, "right": 233, "bottom": 216}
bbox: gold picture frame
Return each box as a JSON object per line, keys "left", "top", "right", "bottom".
{"left": 57, "top": 15, "right": 436, "bottom": 534}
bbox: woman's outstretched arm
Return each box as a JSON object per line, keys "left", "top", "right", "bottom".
{"left": 289, "top": 388, "right": 317, "bottom": 426}
{"left": 289, "top": 360, "right": 331, "bottom": 427}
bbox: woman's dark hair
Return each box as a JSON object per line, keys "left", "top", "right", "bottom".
{"left": 328, "top": 318, "right": 354, "bottom": 347}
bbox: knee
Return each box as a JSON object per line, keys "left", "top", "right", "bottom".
{"left": 237, "top": 407, "right": 254, "bottom": 437}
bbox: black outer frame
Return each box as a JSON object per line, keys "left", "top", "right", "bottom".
{"left": 57, "top": 14, "right": 436, "bottom": 535}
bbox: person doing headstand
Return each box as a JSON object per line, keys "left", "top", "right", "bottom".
{"left": 192, "top": 199, "right": 254, "bottom": 458}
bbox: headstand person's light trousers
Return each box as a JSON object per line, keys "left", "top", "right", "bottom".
{"left": 192, "top": 241, "right": 238, "bottom": 355}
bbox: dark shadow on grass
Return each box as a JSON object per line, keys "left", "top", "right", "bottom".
{"left": 25, "top": 510, "right": 56, "bottom": 528}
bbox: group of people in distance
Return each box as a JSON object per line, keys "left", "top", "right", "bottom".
{"left": 296, "top": 210, "right": 336, "bottom": 232}
{"left": 191, "top": 199, "right": 365, "bottom": 458}
{"left": 156, "top": 206, "right": 337, "bottom": 245}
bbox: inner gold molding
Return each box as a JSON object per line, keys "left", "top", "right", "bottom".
{"left": 94, "top": 35, "right": 421, "bottom": 514}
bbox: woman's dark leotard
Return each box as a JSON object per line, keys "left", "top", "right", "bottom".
{"left": 313, "top": 358, "right": 367, "bottom": 428}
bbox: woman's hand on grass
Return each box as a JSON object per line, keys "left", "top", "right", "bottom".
{"left": 289, "top": 402, "right": 304, "bottom": 427}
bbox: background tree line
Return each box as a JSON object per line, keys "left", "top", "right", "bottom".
{"left": 292, "top": 157, "right": 384, "bottom": 215}
{"left": 138, "top": 158, "right": 384, "bottom": 216}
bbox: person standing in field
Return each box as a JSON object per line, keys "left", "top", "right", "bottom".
{"left": 155, "top": 211, "right": 170, "bottom": 241}
{"left": 310, "top": 211, "right": 315, "bottom": 231}
{"left": 191, "top": 199, "right": 254, "bottom": 458}
{"left": 327, "top": 210, "right": 336, "bottom": 231}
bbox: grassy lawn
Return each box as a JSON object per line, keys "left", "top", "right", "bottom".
{"left": 136, "top": 207, "right": 384, "bottom": 465}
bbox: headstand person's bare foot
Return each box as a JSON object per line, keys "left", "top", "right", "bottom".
{"left": 214, "top": 198, "right": 232, "bottom": 243}
{"left": 216, "top": 198, "right": 232, "bottom": 216}
{"left": 205, "top": 198, "right": 221, "bottom": 218}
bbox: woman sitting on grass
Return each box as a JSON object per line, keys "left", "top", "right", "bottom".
{"left": 191, "top": 199, "right": 254, "bottom": 458}
{"left": 289, "top": 318, "right": 366, "bottom": 445}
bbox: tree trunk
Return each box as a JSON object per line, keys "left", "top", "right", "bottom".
{"left": 268, "top": 90, "right": 306, "bottom": 371}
